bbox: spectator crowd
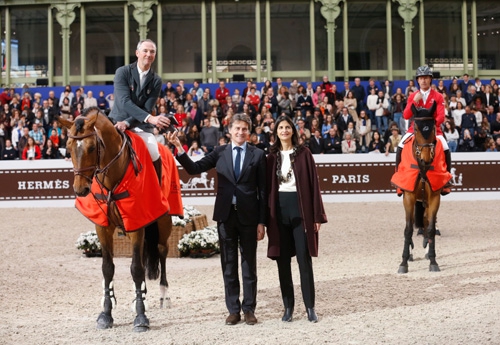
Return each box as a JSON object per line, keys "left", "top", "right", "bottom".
{"left": 1, "top": 74, "right": 500, "bottom": 161}
{"left": 0, "top": 85, "right": 113, "bottom": 160}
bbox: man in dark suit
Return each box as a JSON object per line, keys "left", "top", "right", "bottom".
{"left": 108, "top": 39, "right": 171, "bottom": 181}
{"left": 324, "top": 126, "right": 342, "bottom": 154}
{"left": 308, "top": 129, "right": 324, "bottom": 154}
{"left": 342, "top": 81, "right": 351, "bottom": 98}
{"left": 167, "top": 113, "right": 267, "bottom": 326}
{"left": 337, "top": 106, "right": 354, "bottom": 138}
{"left": 458, "top": 73, "right": 474, "bottom": 94}
{"left": 351, "top": 77, "right": 366, "bottom": 115}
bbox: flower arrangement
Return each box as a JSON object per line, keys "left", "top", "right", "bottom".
{"left": 172, "top": 205, "right": 202, "bottom": 227}
{"left": 75, "top": 230, "right": 101, "bottom": 254}
{"left": 177, "top": 225, "right": 219, "bottom": 257}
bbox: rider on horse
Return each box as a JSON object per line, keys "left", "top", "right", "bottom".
{"left": 395, "top": 65, "right": 452, "bottom": 196}
{"left": 109, "top": 39, "right": 172, "bottom": 183}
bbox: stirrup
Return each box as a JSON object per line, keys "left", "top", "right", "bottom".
{"left": 396, "top": 188, "right": 403, "bottom": 197}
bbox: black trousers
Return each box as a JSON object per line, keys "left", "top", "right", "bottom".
{"left": 276, "top": 192, "right": 315, "bottom": 309}
{"left": 218, "top": 207, "right": 258, "bottom": 314}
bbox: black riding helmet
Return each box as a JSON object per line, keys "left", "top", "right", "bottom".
{"left": 415, "top": 65, "right": 433, "bottom": 78}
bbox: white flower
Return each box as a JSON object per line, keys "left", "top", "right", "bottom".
{"left": 183, "top": 205, "right": 202, "bottom": 217}
{"left": 177, "top": 226, "right": 220, "bottom": 256}
{"left": 75, "top": 230, "right": 101, "bottom": 252}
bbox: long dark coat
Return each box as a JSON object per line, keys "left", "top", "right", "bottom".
{"left": 266, "top": 146, "right": 327, "bottom": 259}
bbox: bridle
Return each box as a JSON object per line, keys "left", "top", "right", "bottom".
{"left": 68, "top": 128, "right": 128, "bottom": 185}
{"left": 413, "top": 116, "right": 436, "bottom": 167}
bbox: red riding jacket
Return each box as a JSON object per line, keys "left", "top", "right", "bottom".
{"left": 403, "top": 89, "right": 445, "bottom": 136}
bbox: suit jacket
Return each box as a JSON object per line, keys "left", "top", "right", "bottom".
{"left": 308, "top": 136, "right": 324, "bottom": 154}
{"left": 108, "top": 61, "right": 162, "bottom": 133}
{"left": 337, "top": 114, "right": 354, "bottom": 136}
{"left": 323, "top": 134, "right": 342, "bottom": 154}
{"left": 177, "top": 144, "right": 267, "bottom": 226}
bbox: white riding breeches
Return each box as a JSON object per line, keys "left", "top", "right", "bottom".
{"left": 398, "top": 132, "right": 449, "bottom": 151}
{"left": 133, "top": 130, "right": 160, "bottom": 161}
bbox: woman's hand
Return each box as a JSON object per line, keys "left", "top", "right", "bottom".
{"left": 314, "top": 223, "right": 321, "bottom": 233}
{"left": 257, "top": 224, "right": 266, "bottom": 240}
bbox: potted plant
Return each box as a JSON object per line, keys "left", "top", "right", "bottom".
{"left": 177, "top": 226, "right": 219, "bottom": 258}
{"left": 76, "top": 230, "right": 102, "bottom": 257}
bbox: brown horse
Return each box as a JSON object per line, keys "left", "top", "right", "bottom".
{"left": 397, "top": 102, "right": 445, "bottom": 274}
{"left": 58, "top": 108, "right": 172, "bottom": 332}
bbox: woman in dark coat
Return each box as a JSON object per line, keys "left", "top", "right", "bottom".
{"left": 266, "top": 115, "right": 327, "bottom": 323}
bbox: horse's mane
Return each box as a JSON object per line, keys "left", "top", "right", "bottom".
{"left": 81, "top": 106, "right": 101, "bottom": 117}
{"left": 74, "top": 107, "right": 114, "bottom": 133}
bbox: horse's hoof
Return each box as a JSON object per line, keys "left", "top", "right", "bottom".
{"left": 423, "top": 237, "right": 428, "bottom": 249}
{"left": 417, "top": 228, "right": 424, "bottom": 236}
{"left": 160, "top": 297, "right": 171, "bottom": 309}
{"left": 409, "top": 254, "right": 414, "bottom": 262}
{"left": 435, "top": 229, "right": 441, "bottom": 236}
{"left": 398, "top": 265, "right": 408, "bottom": 274}
{"left": 133, "top": 314, "right": 150, "bottom": 332}
{"left": 134, "top": 325, "right": 149, "bottom": 333}
{"left": 96, "top": 312, "right": 113, "bottom": 329}
{"left": 429, "top": 264, "right": 441, "bottom": 272}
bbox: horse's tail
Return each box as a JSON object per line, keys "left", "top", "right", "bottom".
{"left": 414, "top": 201, "right": 425, "bottom": 229}
{"left": 143, "top": 221, "right": 161, "bottom": 280}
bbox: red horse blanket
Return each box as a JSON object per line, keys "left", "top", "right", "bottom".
{"left": 75, "top": 131, "right": 183, "bottom": 232}
{"left": 391, "top": 136, "right": 452, "bottom": 192}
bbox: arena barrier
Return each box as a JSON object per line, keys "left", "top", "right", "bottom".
{"left": 0, "top": 152, "right": 499, "bottom": 208}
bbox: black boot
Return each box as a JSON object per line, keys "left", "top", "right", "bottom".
{"left": 306, "top": 308, "right": 318, "bottom": 323}
{"left": 441, "top": 150, "right": 452, "bottom": 196}
{"left": 395, "top": 147, "right": 403, "bottom": 196}
{"left": 153, "top": 157, "right": 162, "bottom": 186}
{"left": 281, "top": 308, "right": 293, "bottom": 322}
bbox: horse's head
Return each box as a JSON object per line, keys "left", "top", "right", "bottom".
{"left": 58, "top": 109, "right": 100, "bottom": 197}
{"left": 411, "top": 102, "right": 437, "bottom": 168}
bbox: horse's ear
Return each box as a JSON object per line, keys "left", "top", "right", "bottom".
{"left": 83, "top": 110, "right": 99, "bottom": 130}
{"left": 411, "top": 103, "right": 418, "bottom": 116}
{"left": 56, "top": 116, "right": 73, "bottom": 130}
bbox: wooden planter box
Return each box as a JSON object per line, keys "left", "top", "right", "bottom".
{"left": 191, "top": 214, "right": 209, "bottom": 230}
{"left": 113, "top": 222, "right": 194, "bottom": 258}
{"left": 167, "top": 222, "right": 194, "bottom": 258}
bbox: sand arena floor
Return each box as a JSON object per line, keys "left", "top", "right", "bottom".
{"left": 1, "top": 201, "right": 499, "bottom": 345}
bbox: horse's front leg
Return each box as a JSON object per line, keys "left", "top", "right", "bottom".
{"left": 95, "top": 226, "right": 116, "bottom": 329}
{"left": 398, "top": 194, "right": 415, "bottom": 274}
{"left": 426, "top": 193, "right": 441, "bottom": 272}
{"left": 129, "top": 229, "right": 150, "bottom": 332}
{"left": 157, "top": 215, "right": 172, "bottom": 308}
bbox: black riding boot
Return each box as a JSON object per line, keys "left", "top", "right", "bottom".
{"left": 445, "top": 149, "right": 452, "bottom": 173}
{"left": 395, "top": 147, "right": 403, "bottom": 196}
{"left": 395, "top": 147, "right": 403, "bottom": 172}
{"left": 153, "top": 157, "right": 162, "bottom": 186}
{"left": 441, "top": 150, "right": 452, "bottom": 196}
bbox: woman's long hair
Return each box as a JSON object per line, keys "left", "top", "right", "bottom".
{"left": 269, "top": 115, "right": 303, "bottom": 154}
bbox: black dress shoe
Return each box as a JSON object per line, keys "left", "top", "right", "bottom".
{"left": 281, "top": 308, "right": 293, "bottom": 322}
{"left": 225, "top": 313, "right": 241, "bottom": 325}
{"left": 306, "top": 308, "right": 318, "bottom": 323}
